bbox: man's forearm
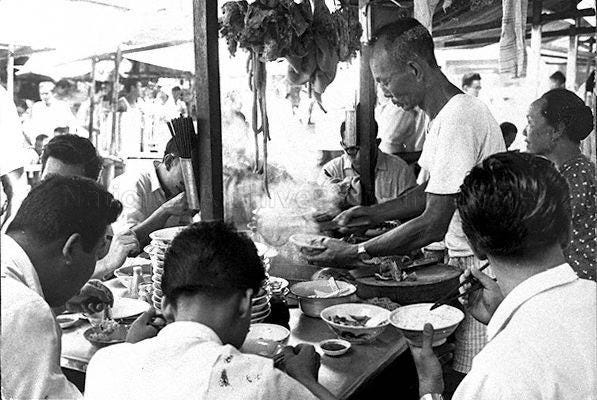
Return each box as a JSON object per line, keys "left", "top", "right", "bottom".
{"left": 131, "top": 208, "right": 170, "bottom": 246}
{"left": 367, "top": 183, "right": 427, "bottom": 224}
{"left": 300, "top": 379, "right": 337, "bottom": 400}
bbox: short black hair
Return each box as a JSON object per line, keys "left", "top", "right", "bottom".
{"left": 499, "top": 122, "right": 517, "bottom": 135}
{"left": 458, "top": 152, "right": 570, "bottom": 259}
{"left": 539, "top": 88, "right": 594, "bottom": 143}
{"left": 172, "top": 86, "right": 181, "bottom": 92}
{"left": 371, "top": 18, "right": 438, "bottom": 69}
{"left": 462, "top": 72, "right": 481, "bottom": 88}
{"left": 41, "top": 134, "right": 103, "bottom": 180}
{"left": 7, "top": 175, "right": 122, "bottom": 252}
{"left": 549, "top": 71, "right": 566, "bottom": 85}
{"left": 35, "top": 134, "right": 49, "bottom": 142}
{"left": 161, "top": 222, "right": 266, "bottom": 304}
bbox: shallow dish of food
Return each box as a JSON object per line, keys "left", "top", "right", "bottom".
{"left": 290, "top": 280, "right": 357, "bottom": 318}
{"left": 389, "top": 303, "right": 464, "bottom": 347}
{"left": 114, "top": 264, "right": 153, "bottom": 287}
{"left": 84, "top": 321, "right": 128, "bottom": 348}
{"left": 320, "top": 303, "right": 390, "bottom": 343}
{"left": 289, "top": 234, "right": 327, "bottom": 251}
{"left": 268, "top": 276, "right": 289, "bottom": 294}
{"left": 241, "top": 323, "right": 290, "bottom": 357}
{"left": 319, "top": 339, "right": 351, "bottom": 357}
{"left": 111, "top": 297, "right": 151, "bottom": 320}
{"left": 56, "top": 314, "right": 80, "bottom": 329}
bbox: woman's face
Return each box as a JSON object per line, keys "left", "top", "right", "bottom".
{"left": 524, "top": 100, "right": 558, "bottom": 155}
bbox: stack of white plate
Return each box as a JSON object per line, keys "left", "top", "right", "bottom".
{"left": 251, "top": 288, "right": 271, "bottom": 324}
{"left": 146, "top": 227, "right": 184, "bottom": 311}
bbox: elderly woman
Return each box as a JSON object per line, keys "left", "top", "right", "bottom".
{"left": 524, "top": 88, "right": 596, "bottom": 281}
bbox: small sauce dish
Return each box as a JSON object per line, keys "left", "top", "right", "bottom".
{"left": 319, "top": 339, "right": 351, "bottom": 357}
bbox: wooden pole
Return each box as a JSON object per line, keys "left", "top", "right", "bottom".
{"left": 192, "top": 0, "right": 224, "bottom": 220}
{"left": 7, "top": 45, "right": 14, "bottom": 99}
{"left": 566, "top": 17, "right": 580, "bottom": 91}
{"left": 358, "top": 0, "right": 376, "bottom": 206}
{"left": 88, "top": 57, "right": 97, "bottom": 145}
{"left": 110, "top": 46, "right": 122, "bottom": 156}
{"left": 529, "top": 0, "right": 543, "bottom": 97}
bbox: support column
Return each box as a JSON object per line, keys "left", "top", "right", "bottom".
{"left": 88, "top": 57, "right": 97, "bottom": 144}
{"left": 566, "top": 17, "right": 579, "bottom": 91}
{"left": 110, "top": 46, "right": 122, "bottom": 156}
{"left": 192, "top": 0, "right": 224, "bottom": 221}
{"left": 7, "top": 45, "right": 14, "bottom": 99}
{"left": 529, "top": 0, "right": 543, "bottom": 96}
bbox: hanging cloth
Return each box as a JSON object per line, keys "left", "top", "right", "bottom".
{"left": 413, "top": 0, "right": 443, "bottom": 32}
{"left": 499, "top": 0, "right": 529, "bottom": 78}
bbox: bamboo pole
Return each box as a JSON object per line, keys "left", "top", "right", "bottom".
{"left": 529, "top": 0, "right": 543, "bottom": 97}
{"left": 7, "top": 45, "right": 14, "bottom": 99}
{"left": 110, "top": 46, "right": 122, "bottom": 156}
{"left": 566, "top": 17, "right": 580, "bottom": 91}
{"left": 88, "top": 57, "right": 97, "bottom": 145}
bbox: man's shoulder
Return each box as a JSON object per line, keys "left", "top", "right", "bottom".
{"left": 440, "top": 94, "right": 496, "bottom": 123}
{"left": 1, "top": 277, "right": 55, "bottom": 329}
{"left": 379, "top": 151, "right": 410, "bottom": 168}
{"left": 110, "top": 167, "right": 154, "bottom": 191}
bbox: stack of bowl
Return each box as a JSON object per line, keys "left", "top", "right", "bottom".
{"left": 146, "top": 227, "right": 184, "bottom": 311}
{"left": 251, "top": 287, "right": 271, "bottom": 324}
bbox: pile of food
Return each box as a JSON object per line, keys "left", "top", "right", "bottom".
{"left": 374, "top": 260, "right": 418, "bottom": 282}
{"left": 87, "top": 320, "right": 120, "bottom": 342}
{"left": 364, "top": 297, "right": 401, "bottom": 311}
{"left": 330, "top": 314, "right": 385, "bottom": 328}
{"left": 394, "top": 307, "right": 459, "bottom": 331}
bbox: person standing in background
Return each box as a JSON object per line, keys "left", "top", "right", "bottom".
{"left": 171, "top": 86, "right": 188, "bottom": 117}
{"left": 30, "top": 81, "right": 78, "bottom": 137}
{"left": 462, "top": 72, "right": 482, "bottom": 98}
{"left": 548, "top": 71, "right": 566, "bottom": 90}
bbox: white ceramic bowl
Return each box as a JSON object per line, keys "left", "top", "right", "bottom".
{"left": 241, "top": 323, "right": 290, "bottom": 357}
{"left": 290, "top": 280, "right": 357, "bottom": 318}
{"left": 320, "top": 303, "right": 391, "bottom": 344}
{"left": 149, "top": 226, "right": 184, "bottom": 243}
{"left": 319, "top": 339, "right": 351, "bottom": 357}
{"left": 389, "top": 303, "right": 464, "bottom": 347}
{"left": 114, "top": 264, "right": 152, "bottom": 288}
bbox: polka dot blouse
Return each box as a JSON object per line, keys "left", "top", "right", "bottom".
{"left": 560, "top": 155, "right": 596, "bottom": 281}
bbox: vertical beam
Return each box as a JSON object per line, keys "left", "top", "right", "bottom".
{"left": 193, "top": 0, "right": 223, "bottom": 220}
{"left": 88, "top": 58, "right": 97, "bottom": 145}
{"left": 358, "top": 0, "right": 376, "bottom": 206}
{"left": 110, "top": 46, "right": 122, "bottom": 156}
{"left": 529, "top": 0, "right": 543, "bottom": 96}
{"left": 7, "top": 45, "right": 14, "bottom": 99}
{"left": 566, "top": 17, "right": 580, "bottom": 91}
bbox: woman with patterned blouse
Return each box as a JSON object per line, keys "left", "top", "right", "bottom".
{"left": 524, "top": 88, "right": 596, "bottom": 281}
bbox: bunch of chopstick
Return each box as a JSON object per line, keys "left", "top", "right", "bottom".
{"left": 167, "top": 116, "right": 196, "bottom": 158}
{"left": 430, "top": 263, "right": 493, "bottom": 310}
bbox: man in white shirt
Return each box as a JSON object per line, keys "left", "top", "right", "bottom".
{"left": 412, "top": 151, "right": 596, "bottom": 400}
{"left": 461, "top": 72, "right": 482, "bottom": 98}
{"left": 0, "top": 176, "right": 132, "bottom": 400}
{"left": 304, "top": 18, "right": 505, "bottom": 374}
{"left": 318, "top": 121, "right": 416, "bottom": 207}
{"left": 85, "top": 221, "right": 336, "bottom": 400}
{"left": 29, "top": 81, "right": 78, "bottom": 137}
{"left": 109, "top": 138, "right": 192, "bottom": 246}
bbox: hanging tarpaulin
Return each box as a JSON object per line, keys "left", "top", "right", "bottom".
{"left": 499, "top": 0, "right": 529, "bottom": 78}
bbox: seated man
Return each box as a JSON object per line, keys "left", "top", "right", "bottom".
{"left": 85, "top": 222, "right": 336, "bottom": 400}
{"left": 412, "top": 152, "right": 596, "bottom": 399}
{"left": 109, "top": 138, "right": 192, "bottom": 246}
{"left": 1, "top": 176, "right": 132, "bottom": 399}
{"left": 40, "top": 134, "right": 139, "bottom": 280}
{"left": 318, "top": 121, "right": 416, "bottom": 208}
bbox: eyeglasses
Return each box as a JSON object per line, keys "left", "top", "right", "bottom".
{"left": 340, "top": 141, "right": 360, "bottom": 156}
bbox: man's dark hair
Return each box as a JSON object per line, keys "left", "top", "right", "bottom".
{"left": 458, "top": 152, "right": 570, "bottom": 259}
{"left": 549, "top": 71, "right": 566, "bottom": 86}
{"left": 539, "top": 88, "right": 593, "bottom": 143}
{"left": 122, "top": 78, "right": 139, "bottom": 94}
{"left": 172, "top": 86, "right": 181, "bottom": 92}
{"left": 7, "top": 175, "right": 122, "bottom": 252}
{"left": 462, "top": 72, "right": 481, "bottom": 88}
{"left": 35, "top": 134, "right": 49, "bottom": 142}
{"left": 41, "top": 134, "right": 103, "bottom": 180}
{"left": 161, "top": 222, "right": 266, "bottom": 304}
{"left": 499, "top": 122, "right": 517, "bottom": 135}
{"left": 371, "top": 18, "right": 438, "bottom": 68}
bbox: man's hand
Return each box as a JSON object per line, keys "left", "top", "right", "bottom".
{"left": 65, "top": 279, "right": 114, "bottom": 314}
{"left": 302, "top": 238, "right": 361, "bottom": 267}
{"left": 459, "top": 264, "right": 504, "bottom": 325}
{"left": 159, "top": 192, "right": 190, "bottom": 217}
{"left": 126, "top": 308, "right": 160, "bottom": 343}
{"left": 410, "top": 323, "right": 444, "bottom": 397}
{"left": 282, "top": 344, "right": 321, "bottom": 384}
{"left": 99, "top": 230, "right": 140, "bottom": 275}
{"left": 333, "top": 206, "right": 378, "bottom": 232}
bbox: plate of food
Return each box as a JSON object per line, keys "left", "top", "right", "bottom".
{"left": 289, "top": 234, "right": 327, "bottom": 251}
{"left": 56, "top": 314, "right": 80, "bottom": 329}
{"left": 111, "top": 297, "right": 151, "bottom": 320}
{"left": 320, "top": 303, "right": 390, "bottom": 343}
{"left": 84, "top": 321, "right": 128, "bottom": 348}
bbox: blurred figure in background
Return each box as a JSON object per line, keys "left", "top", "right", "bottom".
{"left": 499, "top": 122, "right": 517, "bottom": 150}
{"left": 171, "top": 86, "right": 188, "bottom": 117}
{"left": 30, "top": 81, "right": 78, "bottom": 137}
{"left": 462, "top": 72, "right": 482, "bottom": 98}
{"left": 548, "top": 71, "right": 566, "bottom": 90}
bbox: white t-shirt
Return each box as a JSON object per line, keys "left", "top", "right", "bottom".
{"left": 418, "top": 94, "right": 505, "bottom": 257}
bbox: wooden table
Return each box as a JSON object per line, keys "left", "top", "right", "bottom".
{"left": 61, "top": 280, "right": 408, "bottom": 399}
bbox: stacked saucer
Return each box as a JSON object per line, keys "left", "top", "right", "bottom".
{"left": 146, "top": 227, "right": 184, "bottom": 311}
{"left": 251, "top": 288, "right": 271, "bottom": 324}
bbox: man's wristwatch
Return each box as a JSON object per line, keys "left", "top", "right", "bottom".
{"left": 357, "top": 244, "right": 381, "bottom": 265}
{"left": 420, "top": 394, "right": 444, "bottom": 400}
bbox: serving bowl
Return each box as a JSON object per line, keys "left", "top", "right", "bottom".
{"left": 84, "top": 324, "right": 128, "bottom": 348}
{"left": 320, "top": 303, "right": 390, "bottom": 344}
{"left": 241, "top": 323, "right": 290, "bottom": 357}
{"left": 389, "top": 303, "right": 464, "bottom": 347}
{"left": 114, "top": 264, "right": 153, "bottom": 288}
{"left": 290, "top": 280, "right": 357, "bottom": 318}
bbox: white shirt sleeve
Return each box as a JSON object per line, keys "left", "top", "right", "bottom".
{"left": 453, "top": 364, "right": 542, "bottom": 400}
{"left": 260, "top": 368, "right": 320, "bottom": 400}
{"left": 110, "top": 178, "right": 148, "bottom": 232}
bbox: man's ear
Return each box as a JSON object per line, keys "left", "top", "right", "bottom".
{"left": 162, "top": 296, "right": 176, "bottom": 323}
{"left": 407, "top": 60, "right": 423, "bottom": 82}
{"left": 238, "top": 288, "right": 253, "bottom": 318}
{"left": 62, "top": 233, "right": 82, "bottom": 266}
{"left": 163, "top": 154, "right": 174, "bottom": 170}
{"left": 375, "top": 138, "right": 382, "bottom": 147}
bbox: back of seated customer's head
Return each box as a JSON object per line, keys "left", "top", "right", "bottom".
{"left": 159, "top": 138, "right": 185, "bottom": 196}
{"left": 161, "top": 221, "right": 266, "bottom": 348}
{"left": 457, "top": 152, "right": 570, "bottom": 262}
{"left": 6, "top": 175, "right": 122, "bottom": 307}
{"left": 41, "top": 134, "right": 102, "bottom": 181}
